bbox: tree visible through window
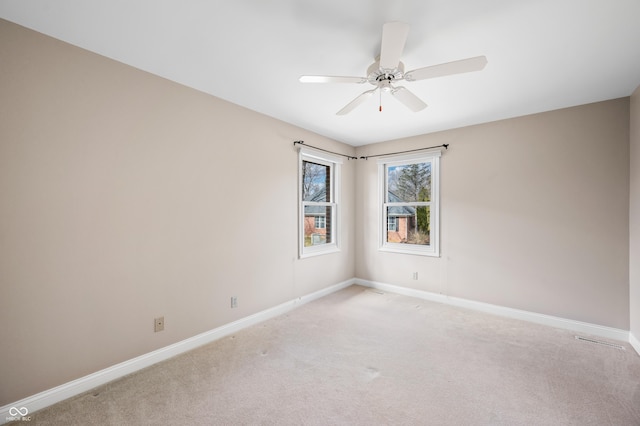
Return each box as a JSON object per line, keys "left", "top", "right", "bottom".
{"left": 387, "top": 162, "right": 431, "bottom": 245}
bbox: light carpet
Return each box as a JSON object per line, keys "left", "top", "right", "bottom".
{"left": 17, "top": 285, "right": 640, "bottom": 425}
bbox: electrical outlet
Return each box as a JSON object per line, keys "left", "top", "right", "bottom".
{"left": 413, "top": 272, "right": 418, "bottom": 280}
{"left": 231, "top": 296, "right": 238, "bottom": 308}
{"left": 154, "top": 317, "right": 164, "bottom": 332}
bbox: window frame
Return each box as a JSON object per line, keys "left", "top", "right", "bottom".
{"left": 378, "top": 150, "right": 441, "bottom": 257}
{"left": 298, "top": 147, "right": 341, "bottom": 258}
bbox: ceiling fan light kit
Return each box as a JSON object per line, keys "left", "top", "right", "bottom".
{"left": 299, "top": 21, "right": 487, "bottom": 115}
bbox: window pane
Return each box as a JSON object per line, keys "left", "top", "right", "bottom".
{"left": 386, "top": 205, "right": 430, "bottom": 245}
{"left": 387, "top": 162, "right": 431, "bottom": 202}
{"left": 304, "top": 205, "right": 332, "bottom": 247}
{"left": 302, "top": 161, "right": 330, "bottom": 202}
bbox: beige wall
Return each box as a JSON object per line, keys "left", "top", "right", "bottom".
{"left": 0, "top": 19, "right": 355, "bottom": 405}
{"left": 356, "top": 99, "right": 630, "bottom": 330}
{"left": 631, "top": 85, "right": 640, "bottom": 343}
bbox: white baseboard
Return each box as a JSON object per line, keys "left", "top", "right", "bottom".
{"left": 0, "top": 278, "right": 355, "bottom": 424}
{"left": 630, "top": 332, "right": 640, "bottom": 356}
{"left": 356, "top": 278, "right": 630, "bottom": 343}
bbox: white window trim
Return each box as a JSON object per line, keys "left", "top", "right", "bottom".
{"left": 378, "top": 150, "right": 441, "bottom": 257}
{"left": 298, "top": 146, "right": 341, "bottom": 259}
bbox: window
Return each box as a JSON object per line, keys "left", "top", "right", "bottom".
{"left": 379, "top": 151, "right": 440, "bottom": 256}
{"left": 299, "top": 147, "right": 341, "bottom": 258}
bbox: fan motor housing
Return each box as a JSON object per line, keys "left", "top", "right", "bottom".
{"left": 367, "top": 60, "right": 405, "bottom": 88}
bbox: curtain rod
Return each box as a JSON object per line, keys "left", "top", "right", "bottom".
{"left": 359, "top": 144, "right": 448, "bottom": 160}
{"left": 293, "top": 141, "right": 358, "bottom": 160}
{"left": 293, "top": 140, "right": 449, "bottom": 160}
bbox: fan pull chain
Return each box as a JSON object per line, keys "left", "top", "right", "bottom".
{"left": 379, "top": 90, "right": 382, "bottom": 112}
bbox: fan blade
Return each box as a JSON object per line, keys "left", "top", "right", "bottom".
{"left": 299, "top": 75, "right": 367, "bottom": 84}
{"left": 379, "top": 22, "right": 410, "bottom": 70}
{"left": 404, "top": 55, "right": 487, "bottom": 81}
{"left": 336, "top": 89, "right": 377, "bottom": 115}
{"left": 391, "top": 86, "right": 427, "bottom": 112}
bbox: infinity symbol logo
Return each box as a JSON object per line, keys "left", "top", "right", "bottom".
{"left": 9, "top": 406, "right": 28, "bottom": 416}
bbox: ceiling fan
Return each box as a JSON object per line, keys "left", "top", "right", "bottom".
{"left": 299, "top": 22, "right": 487, "bottom": 115}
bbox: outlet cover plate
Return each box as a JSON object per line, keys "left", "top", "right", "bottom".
{"left": 154, "top": 317, "right": 164, "bottom": 332}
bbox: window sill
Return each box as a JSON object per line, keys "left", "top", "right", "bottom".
{"left": 299, "top": 244, "right": 341, "bottom": 259}
{"left": 379, "top": 244, "right": 439, "bottom": 257}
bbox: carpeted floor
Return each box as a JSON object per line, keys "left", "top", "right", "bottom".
{"left": 18, "top": 285, "right": 640, "bottom": 425}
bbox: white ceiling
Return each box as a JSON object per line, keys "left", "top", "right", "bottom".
{"left": 2, "top": 0, "right": 640, "bottom": 146}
